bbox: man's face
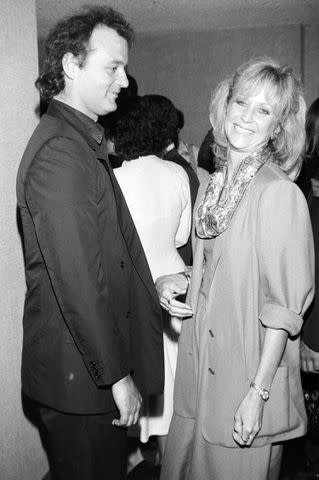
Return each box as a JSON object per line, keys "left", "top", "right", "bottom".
{"left": 72, "top": 25, "right": 129, "bottom": 120}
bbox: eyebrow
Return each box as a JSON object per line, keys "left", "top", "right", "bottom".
{"left": 107, "top": 59, "right": 127, "bottom": 67}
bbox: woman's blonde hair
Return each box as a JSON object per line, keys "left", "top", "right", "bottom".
{"left": 209, "top": 57, "right": 306, "bottom": 179}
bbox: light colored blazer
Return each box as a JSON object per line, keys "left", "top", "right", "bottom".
{"left": 174, "top": 161, "right": 314, "bottom": 447}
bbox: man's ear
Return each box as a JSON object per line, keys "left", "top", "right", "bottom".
{"left": 61, "top": 52, "right": 79, "bottom": 80}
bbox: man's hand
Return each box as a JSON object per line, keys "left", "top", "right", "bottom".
{"left": 155, "top": 273, "right": 193, "bottom": 318}
{"left": 111, "top": 374, "right": 142, "bottom": 427}
{"left": 300, "top": 340, "right": 319, "bottom": 373}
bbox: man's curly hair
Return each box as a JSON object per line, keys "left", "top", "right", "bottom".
{"left": 108, "top": 95, "right": 181, "bottom": 160}
{"left": 36, "top": 6, "right": 134, "bottom": 101}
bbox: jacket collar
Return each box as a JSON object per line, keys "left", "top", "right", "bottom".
{"left": 47, "top": 100, "right": 105, "bottom": 151}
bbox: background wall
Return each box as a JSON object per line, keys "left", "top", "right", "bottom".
{"left": 129, "top": 24, "right": 319, "bottom": 145}
{"left": 0, "top": 0, "right": 48, "bottom": 478}
{"left": 304, "top": 25, "right": 319, "bottom": 108}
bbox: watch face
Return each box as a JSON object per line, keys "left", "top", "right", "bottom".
{"left": 261, "top": 389, "right": 269, "bottom": 401}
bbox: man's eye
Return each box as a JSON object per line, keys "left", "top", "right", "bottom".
{"left": 236, "top": 100, "right": 246, "bottom": 106}
{"left": 259, "top": 108, "right": 270, "bottom": 115}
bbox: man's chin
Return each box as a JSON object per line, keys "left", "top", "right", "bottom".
{"left": 99, "top": 103, "right": 117, "bottom": 117}
{"left": 102, "top": 101, "right": 117, "bottom": 115}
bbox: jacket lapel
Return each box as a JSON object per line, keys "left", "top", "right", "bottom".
{"left": 98, "top": 155, "right": 159, "bottom": 306}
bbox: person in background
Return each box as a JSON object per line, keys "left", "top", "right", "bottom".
{"left": 99, "top": 73, "right": 139, "bottom": 169}
{"left": 197, "top": 127, "right": 216, "bottom": 174}
{"left": 142, "top": 94, "right": 199, "bottom": 266}
{"left": 157, "top": 58, "right": 314, "bottom": 480}
{"left": 16, "top": 7, "right": 164, "bottom": 479}
{"left": 173, "top": 108, "right": 198, "bottom": 169}
{"left": 109, "top": 95, "right": 191, "bottom": 477}
{"left": 299, "top": 97, "right": 319, "bottom": 477}
{"left": 299, "top": 97, "right": 319, "bottom": 360}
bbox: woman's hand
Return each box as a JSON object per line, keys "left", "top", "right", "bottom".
{"left": 233, "top": 388, "right": 265, "bottom": 447}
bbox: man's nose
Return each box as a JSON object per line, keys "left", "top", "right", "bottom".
{"left": 117, "top": 68, "right": 129, "bottom": 89}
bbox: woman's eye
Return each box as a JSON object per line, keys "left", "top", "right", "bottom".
{"left": 236, "top": 100, "right": 246, "bottom": 106}
{"left": 259, "top": 108, "right": 270, "bottom": 115}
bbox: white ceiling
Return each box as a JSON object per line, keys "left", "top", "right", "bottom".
{"left": 36, "top": 0, "right": 319, "bottom": 40}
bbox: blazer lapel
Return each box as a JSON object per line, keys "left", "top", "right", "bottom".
{"left": 98, "top": 155, "right": 159, "bottom": 305}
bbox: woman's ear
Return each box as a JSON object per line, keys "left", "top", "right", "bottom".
{"left": 61, "top": 52, "right": 79, "bottom": 80}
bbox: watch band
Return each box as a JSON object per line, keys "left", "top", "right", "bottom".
{"left": 250, "top": 381, "right": 270, "bottom": 401}
{"left": 180, "top": 270, "right": 191, "bottom": 286}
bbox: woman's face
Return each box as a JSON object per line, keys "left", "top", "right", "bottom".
{"left": 225, "top": 86, "right": 279, "bottom": 153}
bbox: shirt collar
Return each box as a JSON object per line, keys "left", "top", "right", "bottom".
{"left": 50, "top": 99, "right": 105, "bottom": 145}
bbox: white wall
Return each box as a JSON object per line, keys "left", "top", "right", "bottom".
{"left": 129, "top": 24, "right": 318, "bottom": 146}
{"left": 0, "top": 0, "right": 48, "bottom": 478}
{"left": 305, "top": 25, "right": 319, "bottom": 107}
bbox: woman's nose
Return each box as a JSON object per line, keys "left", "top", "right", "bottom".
{"left": 241, "top": 106, "right": 254, "bottom": 123}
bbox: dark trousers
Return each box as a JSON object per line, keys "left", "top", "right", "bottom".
{"left": 34, "top": 402, "right": 127, "bottom": 480}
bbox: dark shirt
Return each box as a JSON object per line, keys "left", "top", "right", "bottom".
{"left": 299, "top": 157, "right": 319, "bottom": 352}
{"left": 197, "top": 128, "right": 216, "bottom": 174}
{"left": 59, "top": 100, "right": 105, "bottom": 143}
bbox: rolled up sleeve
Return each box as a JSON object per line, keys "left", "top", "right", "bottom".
{"left": 257, "top": 179, "right": 314, "bottom": 336}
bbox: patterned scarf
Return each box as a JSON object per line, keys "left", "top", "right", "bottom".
{"left": 195, "top": 147, "right": 271, "bottom": 238}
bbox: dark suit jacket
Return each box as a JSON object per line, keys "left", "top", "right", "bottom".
{"left": 164, "top": 148, "right": 199, "bottom": 266}
{"left": 16, "top": 100, "right": 164, "bottom": 414}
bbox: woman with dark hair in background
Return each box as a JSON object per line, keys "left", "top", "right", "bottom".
{"left": 157, "top": 58, "right": 314, "bottom": 480}
{"left": 108, "top": 95, "right": 192, "bottom": 475}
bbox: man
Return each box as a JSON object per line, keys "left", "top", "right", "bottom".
{"left": 16, "top": 7, "right": 163, "bottom": 479}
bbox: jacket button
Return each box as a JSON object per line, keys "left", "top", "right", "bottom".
{"left": 125, "top": 311, "right": 131, "bottom": 318}
{"left": 120, "top": 260, "right": 125, "bottom": 268}
{"left": 209, "top": 329, "right": 214, "bottom": 338}
{"left": 208, "top": 367, "right": 215, "bottom": 375}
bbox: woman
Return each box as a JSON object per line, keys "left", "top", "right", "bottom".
{"left": 158, "top": 58, "right": 314, "bottom": 480}
{"left": 109, "top": 96, "right": 192, "bottom": 463}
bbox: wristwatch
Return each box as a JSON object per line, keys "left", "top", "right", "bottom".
{"left": 180, "top": 270, "right": 191, "bottom": 287}
{"left": 250, "top": 381, "right": 270, "bottom": 401}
